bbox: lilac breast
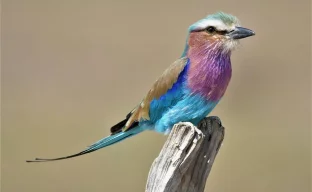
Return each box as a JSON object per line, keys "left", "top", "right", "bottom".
{"left": 187, "top": 52, "right": 232, "bottom": 102}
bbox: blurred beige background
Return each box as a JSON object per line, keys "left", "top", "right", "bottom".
{"left": 1, "top": 0, "right": 311, "bottom": 192}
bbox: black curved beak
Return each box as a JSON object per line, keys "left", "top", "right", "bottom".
{"left": 228, "top": 27, "right": 255, "bottom": 39}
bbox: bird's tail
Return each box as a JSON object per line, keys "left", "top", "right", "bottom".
{"left": 26, "top": 126, "right": 145, "bottom": 163}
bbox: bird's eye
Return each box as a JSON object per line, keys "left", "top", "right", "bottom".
{"left": 206, "top": 26, "right": 216, "bottom": 33}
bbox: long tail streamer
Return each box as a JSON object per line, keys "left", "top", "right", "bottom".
{"left": 26, "top": 127, "right": 144, "bottom": 162}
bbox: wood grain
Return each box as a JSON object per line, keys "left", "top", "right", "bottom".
{"left": 145, "top": 117, "right": 225, "bottom": 192}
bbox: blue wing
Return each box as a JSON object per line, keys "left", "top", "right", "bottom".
{"left": 148, "top": 59, "right": 190, "bottom": 123}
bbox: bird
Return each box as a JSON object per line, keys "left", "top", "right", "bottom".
{"left": 26, "top": 12, "right": 255, "bottom": 162}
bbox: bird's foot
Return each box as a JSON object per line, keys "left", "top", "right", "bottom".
{"left": 208, "top": 116, "right": 222, "bottom": 127}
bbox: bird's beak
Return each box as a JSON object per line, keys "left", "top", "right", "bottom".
{"left": 228, "top": 27, "right": 255, "bottom": 39}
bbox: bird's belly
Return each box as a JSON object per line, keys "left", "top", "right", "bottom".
{"left": 150, "top": 90, "right": 219, "bottom": 133}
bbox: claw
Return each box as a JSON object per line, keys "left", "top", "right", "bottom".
{"left": 209, "top": 116, "right": 222, "bottom": 126}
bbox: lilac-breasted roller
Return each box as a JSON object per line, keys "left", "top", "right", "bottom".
{"left": 27, "top": 12, "right": 255, "bottom": 162}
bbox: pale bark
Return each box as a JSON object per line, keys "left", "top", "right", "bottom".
{"left": 146, "top": 117, "right": 225, "bottom": 192}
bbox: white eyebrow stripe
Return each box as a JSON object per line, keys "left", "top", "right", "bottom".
{"left": 191, "top": 19, "right": 236, "bottom": 31}
{"left": 194, "top": 19, "right": 226, "bottom": 30}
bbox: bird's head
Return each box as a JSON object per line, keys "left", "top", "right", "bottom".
{"left": 185, "top": 12, "right": 255, "bottom": 55}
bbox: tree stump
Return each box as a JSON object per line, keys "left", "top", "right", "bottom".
{"left": 146, "top": 117, "right": 225, "bottom": 192}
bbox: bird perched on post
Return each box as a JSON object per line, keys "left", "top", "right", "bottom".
{"left": 27, "top": 12, "right": 255, "bottom": 162}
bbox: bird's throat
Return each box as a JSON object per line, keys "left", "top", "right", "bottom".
{"left": 186, "top": 44, "right": 232, "bottom": 102}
